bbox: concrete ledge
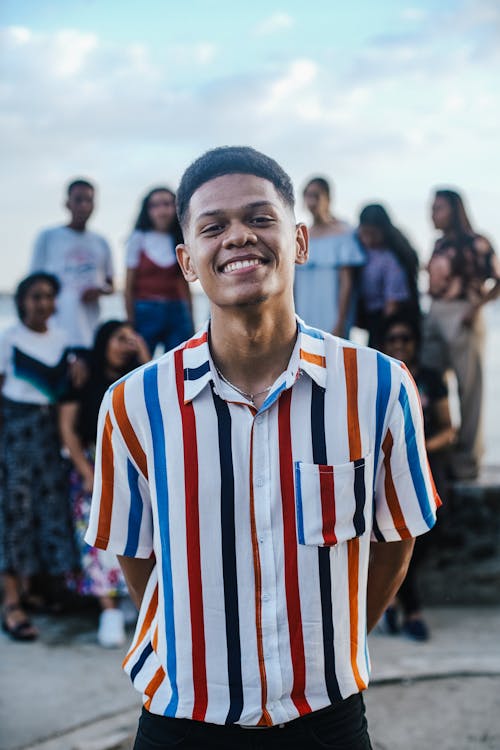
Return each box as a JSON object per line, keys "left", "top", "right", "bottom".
{"left": 420, "top": 465, "right": 500, "bottom": 605}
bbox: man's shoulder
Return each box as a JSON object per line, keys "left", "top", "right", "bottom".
{"left": 0, "top": 322, "right": 21, "bottom": 346}
{"left": 35, "top": 225, "right": 65, "bottom": 242}
{"left": 320, "top": 330, "right": 404, "bottom": 383}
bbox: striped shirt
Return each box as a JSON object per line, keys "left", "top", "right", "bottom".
{"left": 86, "top": 318, "right": 440, "bottom": 726}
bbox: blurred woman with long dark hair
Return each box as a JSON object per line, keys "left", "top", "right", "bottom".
{"left": 59, "top": 320, "right": 150, "bottom": 646}
{"left": 357, "top": 204, "right": 420, "bottom": 349}
{"left": 422, "top": 189, "right": 500, "bottom": 479}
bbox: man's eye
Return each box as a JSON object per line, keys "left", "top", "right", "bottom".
{"left": 201, "top": 224, "right": 223, "bottom": 234}
{"left": 251, "top": 216, "right": 273, "bottom": 225}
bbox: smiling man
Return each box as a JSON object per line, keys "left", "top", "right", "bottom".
{"left": 86, "top": 147, "right": 440, "bottom": 749}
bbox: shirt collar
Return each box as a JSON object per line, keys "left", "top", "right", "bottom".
{"left": 182, "top": 316, "right": 327, "bottom": 405}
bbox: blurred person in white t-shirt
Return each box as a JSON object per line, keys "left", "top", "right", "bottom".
{"left": 30, "top": 179, "right": 114, "bottom": 349}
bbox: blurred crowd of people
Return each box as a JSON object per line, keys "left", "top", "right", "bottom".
{"left": 1, "top": 173, "right": 498, "bottom": 645}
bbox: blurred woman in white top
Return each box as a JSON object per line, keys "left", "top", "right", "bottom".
{"left": 294, "top": 177, "right": 365, "bottom": 338}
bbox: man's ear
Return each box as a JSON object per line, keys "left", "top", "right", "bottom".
{"left": 176, "top": 244, "right": 199, "bottom": 282}
{"left": 295, "top": 223, "right": 309, "bottom": 265}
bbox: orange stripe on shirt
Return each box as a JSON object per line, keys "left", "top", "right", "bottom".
{"left": 95, "top": 413, "right": 114, "bottom": 548}
{"left": 344, "top": 349, "right": 366, "bottom": 689}
{"left": 300, "top": 349, "right": 326, "bottom": 368}
{"left": 123, "top": 585, "right": 158, "bottom": 668}
{"left": 382, "top": 430, "right": 412, "bottom": 539}
{"left": 347, "top": 537, "right": 367, "bottom": 691}
{"left": 343, "top": 348, "right": 362, "bottom": 461}
{"left": 112, "top": 381, "right": 148, "bottom": 479}
{"left": 144, "top": 666, "right": 166, "bottom": 711}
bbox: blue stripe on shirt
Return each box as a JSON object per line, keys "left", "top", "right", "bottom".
{"left": 124, "top": 459, "right": 143, "bottom": 557}
{"left": 184, "top": 361, "right": 210, "bottom": 381}
{"left": 398, "top": 381, "right": 433, "bottom": 527}
{"left": 143, "top": 364, "right": 179, "bottom": 715}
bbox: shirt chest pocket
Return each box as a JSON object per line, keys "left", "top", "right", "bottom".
{"left": 294, "top": 454, "right": 373, "bottom": 547}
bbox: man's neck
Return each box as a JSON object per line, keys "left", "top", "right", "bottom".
{"left": 209, "top": 303, "right": 298, "bottom": 406}
{"left": 313, "top": 211, "right": 335, "bottom": 227}
{"left": 67, "top": 221, "right": 87, "bottom": 232}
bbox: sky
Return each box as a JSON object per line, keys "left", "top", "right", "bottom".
{"left": 1, "top": 0, "right": 499, "bottom": 289}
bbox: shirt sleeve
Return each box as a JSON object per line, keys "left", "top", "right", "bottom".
{"left": 84, "top": 387, "right": 153, "bottom": 558}
{"left": 125, "top": 231, "right": 143, "bottom": 269}
{"left": 383, "top": 253, "right": 410, "bottom": 304}
{"left": 334, "top": 232, "right": 366, "bottom": 268}
{"left": 372, "top": 363, "right": 441, "bottom": 542}
{"left": 31, "top": 230, "right": 49, "bottom": 271}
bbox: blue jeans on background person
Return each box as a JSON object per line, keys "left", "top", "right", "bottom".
{"left": 133, "top": 694, "right": 373, "bottom": 749}
{"left": 134, "top": 299, "right": 194, "bottom": 356}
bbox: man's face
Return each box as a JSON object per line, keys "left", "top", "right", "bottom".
{"left": 66, "top": 185, "right": 94, "bottom": 226}
{"left": 177, "top": 173, "right": 308, "bottom": 310}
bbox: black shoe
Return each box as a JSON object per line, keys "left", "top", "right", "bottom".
{"left": 402, "top": 618, "right": 429, "bottom": 642}
{"left": 383, "top": 606, "right": 400, "bottom": 635}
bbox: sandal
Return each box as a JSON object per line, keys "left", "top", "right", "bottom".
{"left": 2, "top": 603, "right": 39, "bottom": 641}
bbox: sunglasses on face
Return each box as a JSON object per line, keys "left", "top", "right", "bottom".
{"left": 384, "top": 333, "right": 414, "bottom": 345}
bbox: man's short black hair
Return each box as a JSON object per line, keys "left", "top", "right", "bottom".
{"left": 67, "top": 178, "right": 94, "bottom": 197}
{"left": 176, "top": 146, "right": 295, "bottom": 227}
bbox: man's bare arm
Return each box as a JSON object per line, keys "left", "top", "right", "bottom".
{"left": 117, "top": 555, "right": 155, "bottom": 610}
{"left": 366, "top": 539, "right": 414, "bottom": 632}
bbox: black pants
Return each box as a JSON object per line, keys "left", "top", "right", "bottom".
{"left": 133, "top": 693, "right": 373, "bottom": 749}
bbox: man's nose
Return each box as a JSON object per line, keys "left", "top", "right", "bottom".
{"left": 222, "top": 222, "right": 258, "bottom": 248}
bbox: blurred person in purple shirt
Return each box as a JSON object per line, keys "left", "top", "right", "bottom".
{"left": 356, "top": 204, "right": 420, "bottom": 350}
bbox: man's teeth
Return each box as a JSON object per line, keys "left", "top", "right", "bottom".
{"left": 223, "top": 259, "right": 261, "bottom": 273}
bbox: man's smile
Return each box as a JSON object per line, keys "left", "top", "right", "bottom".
{"left": 219, "top": 256, "right": 267, "bottom": 274}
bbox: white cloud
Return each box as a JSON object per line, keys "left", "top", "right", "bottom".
{"left": 401, "top": 7, "right": 428, "bottom": 22}
{"left": 0, "top": 16, "right": 499, "bottom": 289}
{"left": 254, "top": 12, "right": 294, "bottom": 35}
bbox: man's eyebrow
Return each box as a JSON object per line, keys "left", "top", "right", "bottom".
{"left": 194, "top": 201, "right": 279, "bottom": 222}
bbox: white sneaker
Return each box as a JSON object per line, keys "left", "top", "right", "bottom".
{"left": 97, "top": 608, "right": 126, "bottom": 648}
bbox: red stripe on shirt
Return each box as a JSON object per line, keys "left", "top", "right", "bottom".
{"left": 174, "top": 348, "right": 208, "bottom": 722}
{"left": 112, "top": 381, "right": 148, "bottom": 479}
{"left": 184, "top": 332, "right": 208, "bottom": 349}
{"left": 319, "top": 465, "right": 337, "bottom": 545}
{"left": 278, "top": 389, "right": 312, "bottom": 716}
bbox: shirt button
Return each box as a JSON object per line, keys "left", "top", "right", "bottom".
{"left": 255, "top": 476, "right": 265, "bottom": 487}
{"left": 255, "top": 414, "right": 264, "bottom": 424}
{"left": 262, "top": 593, "right": 270, "bottom": 602}
{"left": 258, "top": 536, "right": 264, "bottom": 543}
